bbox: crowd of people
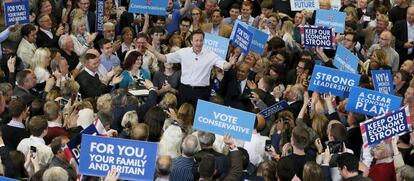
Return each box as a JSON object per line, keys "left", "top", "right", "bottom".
{"left": 1, "top": 0, "right": 414, "bottom": 180}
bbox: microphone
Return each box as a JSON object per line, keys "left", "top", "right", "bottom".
{"left": 195, "top": 58, "right": 198, "bottom": 61}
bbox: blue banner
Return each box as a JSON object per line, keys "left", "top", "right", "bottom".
{"left": 259, "top": 100, "right": 289, "bottom": 118}
{"left": 248, "top": 26, "right": 268, "bottom": 54}
{"left": 4, "top": 1, "right": 30, "bottom": 26}
{"left": 128, "top": 0, "right": 168, "bottom": 16}
{"left": 79, "top": 134, "right": 157, "bottom": 181}
{"left": 204, "top": 33, "right": 229, "bottom": 59}
{"left": 96, "top": 0, "right": 105, "bottom": 35}
{"left": 231, "top": 23, "right": 253, "bottom": 54}
{"left": 302, "top": 25, "right": 334, "bottom": 49}
{"left": 315, "top": 9, "right": 346, "bottom": 34}
{"left": 361, "top": 106, "right": 411, "bottom": 147}
{"left": 309, "top": 65, "right": 360, "bottom": 97}
{"left": 0, "top": 176, "right": 19, "bottom": 181}
{"left": 346, "top": 87, "right": 402, "bottom": 116}
{"left": 372, "top": 70, "right": 394, "bottom": 95}
{"left": 193, "top": 100, "right": 256, "bottom": 141}
{"left": 333, "top": 45, "right": 359, "bottom": 73}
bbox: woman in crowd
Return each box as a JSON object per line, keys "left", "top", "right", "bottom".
{"left": 70, "top": 18, "right": 97, "bottom": 57}
{"left": 119, "top": 50, "right": 150, "bottom": 88}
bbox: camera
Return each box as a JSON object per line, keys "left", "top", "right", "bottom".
{"left": 265, "top": 140, "right": 271, "bottom": 152}
{"left": 30, "top": 146, "right": 37, "bottom": 158}
{"left": 328, "top": 141, "right": 343, "bottom": 154}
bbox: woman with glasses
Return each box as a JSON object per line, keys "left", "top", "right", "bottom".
{"left": 189, "top": 7, "right": 204, "bottom": 32}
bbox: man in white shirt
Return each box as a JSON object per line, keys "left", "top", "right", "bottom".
{"left": 17, "top": 116, "right": 54, "bottom": 173}
{"left": 17, "top": 24, "right": 37, "bottom": 68}
{"left": 147, "top": 30, "right": 237, "bottom": 106}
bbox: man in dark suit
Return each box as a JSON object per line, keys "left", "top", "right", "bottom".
{"left": 392, "top": 6, "right": 414, "bottom": 63}
{"left": 76, "top": 53, "right": 122, "bottom": 99}
{"left": 77, "top": 0, "right": 96, "bottom": 33}
{"left": 1, "top": 98, "right": 30, "bottom": 151}
{"left": 36, "top": 14, "right": 64, "bottom": 48}
{"left": 222, "top": 63, "right": 252, "bottom": 111}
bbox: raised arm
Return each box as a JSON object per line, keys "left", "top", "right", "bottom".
{"left": 145, "top": 42, "right": 167, "bottom": 62}
{"left": 179, "top": 0, "right": 191, "bottom": 16}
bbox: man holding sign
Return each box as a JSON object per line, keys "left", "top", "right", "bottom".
{"left": 146, "top": 30, "right": 237, "bottom": 106}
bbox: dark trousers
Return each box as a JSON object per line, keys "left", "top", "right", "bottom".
{"left": 178, "top": 83, "right": 211, "bottom": 107}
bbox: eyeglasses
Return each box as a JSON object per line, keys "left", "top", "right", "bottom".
{"left": 192, "top": 13, "right": 200, "bottom": 16}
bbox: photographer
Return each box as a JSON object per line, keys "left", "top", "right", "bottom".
{"left": 316, "top": 121, "right": 358, "bottom": 181}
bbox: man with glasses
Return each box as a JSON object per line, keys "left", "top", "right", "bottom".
{"left": 133, "top": 33, "right": 158, "bottom": 74}
{"left": 366, "top": 31, "right": 400, "bottom": 72}
{"left": 173, "top": 17, "right": 192, "bottom": 47}
{"left": 36, "top": 14, "right": 65, "bottom": 48}
{"left": 166, "top": 0, "right": 191, "bottom": 36}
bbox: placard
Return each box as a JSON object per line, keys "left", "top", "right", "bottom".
{"left": 315, "top": 9, "right": 346, "bottom": 34}
{"left": 259, "top": 100, "right": 288, "bottom": 118}
{"left": 346, "top": 87, "right": 402, "bottom": 116}
{"left": 372, "top": 69, "right": 394, "bottom": 95}
{"left": 128, "top": 0, "right": 168, "bottom": 16}
{"left": 248, "top": 26, "right": 268, "bottom": 54}
{"left": 333, "top": 45, "right": 359, "bottom": 73}
{"left": 66, "top": 119, "right": 107, "bottom": 164}
{"left": 360, "top": 106, "right": 411, "bottom": 147}
{"left": 4, "top": 1, "right": 30, "bottom": 26}
{"left": 309, "top": 65, "right": 360, "bottom": 97}
{"left": 204, "top": 33, "right": 229, "bottom": 59}
{"left": 96, "top": 0, "right": 105, "bottom": 34}
{"left": 301, "top": 25, "right": 335, "bottom": 49}
{"left": 231, "top": 23, "right": 253, "bottom": 54}
{"left": 193, "top": 100, "right": 256, "bottom": 141}
{"left": 290, "top": 0, "right": 319, "bottom": 11}
{"left": 79, "top": 135, "right": 157, "bottom": 181}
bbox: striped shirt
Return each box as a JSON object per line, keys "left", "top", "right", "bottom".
{"left": 170, "top": 156, "right": 195, "bottom": 181}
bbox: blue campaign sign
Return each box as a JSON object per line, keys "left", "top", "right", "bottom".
{"left": 302, "top": 25, "right": 334, "bottom": 49}
{"left": 315, "top": 9, "right": 346, "bottom": 34}
{"left": 193, "top": 100, "right": 256, "bottom": 141}
{"left": 361, "top": 106, "right": 411, "bottom": 147}
{"left": 231, "top": 23, "right": 253, "bottom": 54}
{"left": 128, "top": 0, "right": 168, "bottom": 16}
{"left": 230, "top": 20, "right": 248, "bottom": 40}
{"left": 96, "top": 0, "right": 105, "bottom": 34}
{"left": 204, "top": 33, "right": 229, "bottom": 59}
{"left": 333, "top": 45, "right": 359, "bottom": 73}
{"left": 346, "top": 87, "right": 402, "bottom": 116}
{"left": 79, "top": 134, "right": 157, "bottom": 181}
{"left": 309, "top": 65, "right": 360, "bottom": 97}
{"left": 4, "top": 1, "right": 30, "bottom": 26}
{"left": 248, "top": 26, "right": 268, "bottom": 54}
{"left": 259, "top": 100, "right": 288, "bottom": 118}
{"left": 372, "top": 70, "right": 394, "bottom": 95}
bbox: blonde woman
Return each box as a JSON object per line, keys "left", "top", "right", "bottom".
{"left": 280, "top": 21, "right": 301, "bottom": 53}
{"left": 361, "top": 49, "right": 388, "bottom": 74}
{"left": 31, "top": 48, "right": 51, "bottom": 85}
{"left": 70, "top": 18, "right": 97, "bottom": 56}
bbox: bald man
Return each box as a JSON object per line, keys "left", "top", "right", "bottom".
{"left": 392, "top": 6, "right": 414, "bottom": 64}
{"left": 155, "top": 155, "right": 172, "bottom": 181}
{"left": 367, "top": 31, "right": 400, "bottom": 72}
{"left": 401, "top": 60, "right": 414, "bottom": 74}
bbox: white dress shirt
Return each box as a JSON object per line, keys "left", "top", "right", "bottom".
{"left": 407, "top": 21, "right": 414, "bottom": 54}
{"left": 166, "top": 47, "right": 226, "bottom": 86}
